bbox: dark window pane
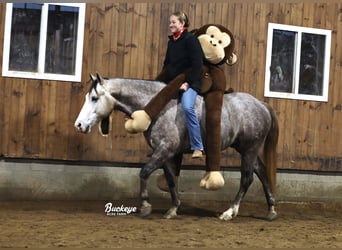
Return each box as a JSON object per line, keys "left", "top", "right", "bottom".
{"left": 269, "top": 30, "right": 296, "bottom": 93}
{"left": 299, "top": 33, "right": 325, "bottom": 95}
{"left": 45, "top": 5, "right": 79, "bottom": 75}
{"left": 9, "top": 3, "right": 42, "bottom": 72}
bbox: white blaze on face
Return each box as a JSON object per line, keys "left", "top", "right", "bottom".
{"left": 74, "top": 84, "right": 115, "bottom": 133}
{"left": 74, "top": 92, "right": 98, "bottom": 133}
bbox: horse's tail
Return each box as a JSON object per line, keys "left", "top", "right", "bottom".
{"left": 263, "top": 102, "right": 279, "bottom": 193}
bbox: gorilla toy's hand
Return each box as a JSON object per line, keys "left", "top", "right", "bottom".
{"left": 124, "top": 110, "right": 151, "bottom": 133}
{"left": 200, "top": 171, "right": 225, "bottom": 190}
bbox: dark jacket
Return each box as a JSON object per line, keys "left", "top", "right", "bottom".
{"left": 163, "top": 29, "right": 204, "bottom": 93}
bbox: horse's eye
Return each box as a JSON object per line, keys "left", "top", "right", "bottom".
{"left": 91, "top": 96, "right": 99, "bottom": 102}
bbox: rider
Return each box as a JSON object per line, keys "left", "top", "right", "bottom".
{"left": 159, "top": 11, "right": 204, "bottom": 158}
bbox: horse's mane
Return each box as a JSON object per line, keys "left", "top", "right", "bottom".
{"left": 88, "top": 76, "right": 165, "bottom": 96}
{"left": 130, "top": 78, "right": 166, "bottom": 94}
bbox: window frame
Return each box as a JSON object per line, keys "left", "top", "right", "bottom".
{"left": 264, "top": 23, "right": 331, "bottom": 102}
{"left": 2, "top": 3, "right": 86, "bottom": 82}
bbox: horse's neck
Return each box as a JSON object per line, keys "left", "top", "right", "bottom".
{"left": 104, "top": 78, "right": 164, "bottom": 111}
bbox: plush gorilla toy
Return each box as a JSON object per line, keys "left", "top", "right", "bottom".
{"left": 124, "top": 24, "right": 237, "bottom": 190}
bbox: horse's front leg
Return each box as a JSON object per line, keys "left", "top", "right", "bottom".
{"left": 139, "top": 177, "right": 152, "bottom": 217}
{"left": 162, "top": 162, "right": 181, "bottom": 219}
{"left": 139, "top": 161, "right": 158, "bottom": 217}
{"left": 139, "top": 151, "right": 173, "bottom": 217}
{"left": 139, "top": 158, "right": 181, "bottom": 218}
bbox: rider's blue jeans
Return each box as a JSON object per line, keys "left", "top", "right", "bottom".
{"left": 180, "top": 87, "right": 204, "bottom": 151}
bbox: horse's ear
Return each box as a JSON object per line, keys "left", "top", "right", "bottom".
{"left": 90, "top": 73, "right": 96, "bottom": 82}
{"left": 96, "top": 72, "right": 104, "bottom": 84}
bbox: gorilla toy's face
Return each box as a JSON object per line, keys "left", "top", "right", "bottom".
{"left": 198, "top": 26, "right": 231, "bottom": 65}
{"left": 195, "top": 24, "right": 237, "bottom": 66}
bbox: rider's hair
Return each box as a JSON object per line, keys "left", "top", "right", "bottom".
{"left": 171, "top": 11, "right": 190, "bottom": 28}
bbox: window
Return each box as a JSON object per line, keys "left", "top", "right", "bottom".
{"left": 264, "top": 23, "right": 331, "bottom": 102}
{"left": 2, "top": 3, "right": 85, "bottom": 82}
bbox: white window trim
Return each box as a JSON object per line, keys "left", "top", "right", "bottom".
{"left": 2, "top": 3, "right": 86, "bottom": 82}
{"left": 264, "top": 23, "right": 331, "bottom": 102}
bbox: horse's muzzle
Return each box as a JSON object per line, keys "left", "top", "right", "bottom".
{"left": 75, "top": 121, "right": 91, "bottom": 134}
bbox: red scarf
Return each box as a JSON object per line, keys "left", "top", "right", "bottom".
{"left": 172, "top": 27, "right": 186, "bottom": 41}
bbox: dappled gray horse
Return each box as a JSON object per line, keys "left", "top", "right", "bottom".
{"left": 75, "top": 73, "right": 279, "bottom": 221}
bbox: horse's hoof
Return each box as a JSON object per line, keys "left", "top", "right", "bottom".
{"left": 219, "top": 213, "right": 232, "bottom": 221}
{"left": 219, "top": 205, "right": 239, "bottom": 221}
{"left": 267, "top": 211, "right": 277, "bottom": 221}
{"left": 163, "top": 206, "right": 178, "bottom": 219}
{"left": 139, "top": 203, "right": 152, "bottom": 217}
{"left": 267, "top": 207, "right": 277, "bottom": 221}
{"left": 200, "top": 171, "right": 224, "bottom": 190}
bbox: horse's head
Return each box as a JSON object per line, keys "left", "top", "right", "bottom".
{"left": 74, "top": 73, "right": 116, "bottom": 134}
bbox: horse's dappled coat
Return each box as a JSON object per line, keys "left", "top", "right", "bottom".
{"left": 74, "top": 74, "right": 279, "bottom": 221}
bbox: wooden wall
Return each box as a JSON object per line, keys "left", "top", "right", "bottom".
{"left": 0, "top": 1, "right": 342, "bottom": 172}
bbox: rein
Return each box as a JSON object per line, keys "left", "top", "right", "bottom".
{"left": 112, "top": 98, "right": 133, "bottom": 117}
{"left": 101, "top": 81, "right": 133, "bottom": 117}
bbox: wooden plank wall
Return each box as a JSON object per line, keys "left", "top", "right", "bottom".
{"left": 0, "top": 1, "right": 341, "bottom": 172}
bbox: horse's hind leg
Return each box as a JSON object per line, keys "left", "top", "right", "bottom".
{"left": 156, "top": 153, "right": 182, "bottom": 192}
{"left": 219, "top": 154, "right": 255, "bottom": 221}
{"left": 254, "top": 157, "right": 277, "bottom": 220}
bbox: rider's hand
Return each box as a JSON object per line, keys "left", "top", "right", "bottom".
{"left": 179, "top": 82, "right": 189, "bottom": 91}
